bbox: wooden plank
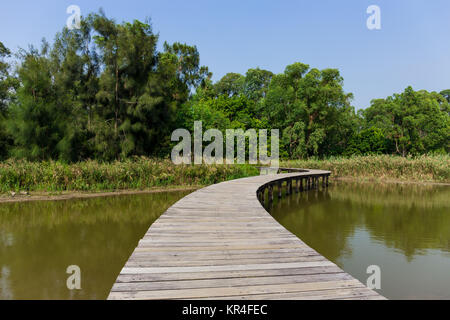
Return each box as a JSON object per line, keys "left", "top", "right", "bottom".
{"left": 119, "top": 261, "right": 336, "bottom": 274}
{"left": 115, "top": 266, "right": 346, "bottom": 283}
{"left": 124, "top": 256, "right": 328, "bottom": 268}
{"left": 128, "top": 251, "right": 320, "bottom": 261}
{"left": 195, "top": 288, "right": 384, "bottom": 300}
{"left": 134, "top": 244, "right": 306, "bottom": 252}
{"left": 137, "top": 239, "right": 302, "bottom": 246}
{"left": 129, "top": 247, "right": 319, "bottom": 258}
{"left": 108, "top": 279, "right": 365, "bottom": 300}
{"left": 111, "top": 273, "right": 354, "bottom": 292}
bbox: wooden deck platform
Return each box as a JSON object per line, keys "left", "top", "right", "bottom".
{"left": 108, "top": 170, "right": 385, "bottom": 300}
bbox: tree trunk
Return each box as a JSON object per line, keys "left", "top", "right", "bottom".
{"left": 115, "top": 64, "right": 119, "bottom": 136}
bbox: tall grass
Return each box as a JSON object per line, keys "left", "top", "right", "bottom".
{"left": 0, "top": 157, "right": 259, "bottom": 193}
{"left": 1, "top": 155, "right": 448, "bottom": 193}
{"left": 282, "top": 155, "right": 449, "bottom": 183}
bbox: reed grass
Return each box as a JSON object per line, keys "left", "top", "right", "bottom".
{"left": 0, "top": 157, "right": 259, "bottom": 193}
{"left": 0, "top": 155, "right": 448, "bottom": 194}
{"left": 282, "top": 155, "right": 449, "bottom": 183}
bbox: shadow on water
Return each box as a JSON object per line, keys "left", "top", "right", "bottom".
{"left": 267, "top": 181, "right": 450, "bottom": 300}
{"left": 0, "top": 191, "right": 190, "bottom": 300}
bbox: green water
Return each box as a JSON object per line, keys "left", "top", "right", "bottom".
{"left": 268, "top": 181, "right": 450, "bottom": 300}
{"left": 0, "top": 191, "right": 189, "bottom": 300}
{"left": 2, "top": 183, "right": 449, "bottom": 300}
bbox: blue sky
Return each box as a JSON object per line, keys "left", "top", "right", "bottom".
{"left": 1, "top": 0, "right": 449, "bottom": 109}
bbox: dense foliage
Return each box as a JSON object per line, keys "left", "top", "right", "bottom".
{"left": 362, "top": 88, "right": 449, "bottom": 156}
{"left": 1, "top": 12, "right": 209, "bottom": 162}
{"left": 0, "top": 11, "right": 449, "bottom": 162}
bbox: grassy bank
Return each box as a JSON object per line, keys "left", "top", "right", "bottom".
{"left": 0, "top": 155, "right": 448, "bottom": 194}
{"left": 281, "top": 155, "right": 450, "bottom": 183}
{"left": 0, "top": 158, "right": 259, "bottom": 193}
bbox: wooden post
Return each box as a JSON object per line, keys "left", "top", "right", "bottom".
{"left": 268, "top": 185, "right": 273, "bottom": 203}
{"left": 326, "top": 175, "right": 329, "bottom": 187}
{"left": 278, "top": 182, "right": 282, "bottom": 198}
{"left": 295, "top": 178, "right": 299, "bottom": 193}
{"left": 300, "top": 178, "right": 303, "bottom": 192}
{"left": 286, "top": 181, "right": 290, "bottom": 196}
{"left": 289, "top": 179, "right": 293, "bottom": 194}
{"left": 261, "top": 187, "right": 265, "bottom": 205}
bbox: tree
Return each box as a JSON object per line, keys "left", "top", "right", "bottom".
{"left": 163, "top": 42, "right": 211, "bottom": 92}
{"left": 6, "top": 43, "right": 63, "bottom": 160}
{"left": 345, "top": 127, "right": 387, "bottom": 156}
{"left": 440, "top": 89, "right": 450, "bottom": 103}
{"left": 363, "top": 87, "right": 450, "bottom": 156}
{"left": 7, "top": 18, "right": 101, "bottom": 162}
{"left": 6, "top": 11, "right": 213, "bottom": 162}
{"left": 49, "top": 19, "right": 100, "bottom": 161}
{"left": 0, "top": 41, "right": 18, "bottom": 159}
{"left": 282, "top": 122, "right": 306, "bottom": 159}
{"left": 262, "top": 62, "right": 355, "bottom": 158}
{"left": 214, "top": 73, "right": 245, "bottom": 97}
{"left": 0, "top": 42, "right": 16, "bottom": 112}
{"left": 243, "top": 68, "right": 273, "bottom": 102}
{"left": 92, "top": 12, "right": 209, "bottom": 159}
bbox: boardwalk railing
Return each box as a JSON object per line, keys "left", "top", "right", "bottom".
{"left": 109, "top": 169, "right": 385, "bottom": 300}
{"left": 255, "top": 167, "right": 330, "bottom": 206}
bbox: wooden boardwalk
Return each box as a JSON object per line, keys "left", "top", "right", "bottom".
{"left": 108, "top": 170, "right": 385, "bottom": 300}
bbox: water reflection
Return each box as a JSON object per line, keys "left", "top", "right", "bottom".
{"left": 0, "top": 191, "right": 190, "bottom": 300}
{"left": 268, "top": 181, "right": 450, "bottom": 299}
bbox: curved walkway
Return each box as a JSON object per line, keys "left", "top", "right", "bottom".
{"left": 108, "top": 170, "right": 385, "bottom": 300}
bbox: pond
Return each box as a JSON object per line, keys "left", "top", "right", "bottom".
{"left": 1, "top": 182, "right": 449, "bottom": 300}
{"left": 0, "top": 191, "right": 190, "bottom": 300}
{"left": 268, "top": 181, "right": 450, "bottom": 300}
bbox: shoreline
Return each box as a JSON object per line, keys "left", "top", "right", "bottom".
{"left": 1, "top": 176, "right": 449, "bottom": 204}
{"left": 0, "top": 186, "right": 202, "bottom": 204}
{"left": 334, "top": 176, "right": 450, "bottom": 186}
